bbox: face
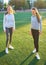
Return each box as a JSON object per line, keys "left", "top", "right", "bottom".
{"left": 7, "top": 6, "right": 11, "bottom": 14}
{"left": 31, "top": 9, "right": 36, "bottom": 15}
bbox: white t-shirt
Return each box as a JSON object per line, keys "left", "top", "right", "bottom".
{"left": 3, "top": 14, "right": 15, "bottom": 31}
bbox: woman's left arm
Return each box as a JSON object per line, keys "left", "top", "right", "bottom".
{"left": 13, "top": 15, "right": 15, "bottom": 30}
{"left": 39, "top": 17, "right": 42, "bottom": 34}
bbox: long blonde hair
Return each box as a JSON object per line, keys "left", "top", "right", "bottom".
{"left": 32, "top": 7, "right": 40, "bottom": 23}
{"left": 7, "top": 5, "right": 15, "bottom": 14}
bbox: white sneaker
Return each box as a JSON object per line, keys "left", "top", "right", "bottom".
{"left": 32, "top": 48, "right": 36, "bottom": 53}
{"left": 5, "top": 48, "right": 9, "bottom": 54}
{"left": 9, "top": 45, "right": 14, "bottom": 50}
{"left": 36, "top": 53, "right": 40, "bottom": 60}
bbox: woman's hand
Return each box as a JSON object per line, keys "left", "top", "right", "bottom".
{"left": 39, "top": 31, "right": 42, "bottom": 34}
{"left": 29, "top": 30, "right": 32, "bottom": 35}
{"left": 12, "top": 28, "right": 15, "bottom": 32}
{"left": 4, "top": 30, "right": 6, "bottom": 33}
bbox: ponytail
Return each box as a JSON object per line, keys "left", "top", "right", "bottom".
{"left": 36, "top": 12, "right": 40, "bottom": 23}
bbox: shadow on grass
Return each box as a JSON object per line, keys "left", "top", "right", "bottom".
{"left": 20, "top": 52, "right": 33, "bottom": 65}
{"left": 0, "top": 50, "right": 6, "bottom": 57}
{"left": 28, "top": 57, "right": 38, "bottom": 65}
{"left": 44, "top": 61, "right": 46, "bottom": 65}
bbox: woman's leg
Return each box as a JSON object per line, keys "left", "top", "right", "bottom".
{"left": 9, "top": 28, "right": 14, "bottom": 49}
{"left": 6, "top": 28, "right": 9, "bottom": 48}
{"left": 31, "top": 29, "right": 40, "bottom": 59}
{"left": 9, "top": 28, "right": 13, "bottom": 44}
{"left": 34, "top": 30, "right": 39, "bottom": 52}
{"left": 5, "top": 28, "right": 9, "bottom": 54}
{"left": 31, "top": 29, "right": 36, "bottom": 49}
{"left": 31, "top": 29, "right": 39, "bottom": 52}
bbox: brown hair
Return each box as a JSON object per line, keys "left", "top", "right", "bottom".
{"left": 32, "top": 7, "right": 40, "bottom": 23}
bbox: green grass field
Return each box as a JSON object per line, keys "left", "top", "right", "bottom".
{"left": 0, "top": 11, "right": 46, "bottom": 65}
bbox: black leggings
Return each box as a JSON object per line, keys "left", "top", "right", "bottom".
{"left": 31, "top": 29, "right": 39, "bottom": 52}
{"left": 6, "top": 28, "right": 13, "bottom": 47}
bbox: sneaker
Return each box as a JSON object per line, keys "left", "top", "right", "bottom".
{"left": 32, "top": 48, "right": 36, "bottom": 53}
{"left": 5, "top": 48, "right": 9, "bottom": 54}
{"left": 36, "top": 53, "right": 40, "bottom": 60}
{"left": 9, "top": 45, "right": 14, "bottom": 50}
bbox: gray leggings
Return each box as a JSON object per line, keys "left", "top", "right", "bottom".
{"left": 6, "top": 27, "right": 13, "bottom": 47}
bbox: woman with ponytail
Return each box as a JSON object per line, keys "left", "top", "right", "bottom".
{"left": 30, "top": 7, "right": 42, "bottom": 60}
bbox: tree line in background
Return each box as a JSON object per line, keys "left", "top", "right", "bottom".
{"left": 9, "top": 0, "right": 30, "bottom": 10}
{"left": 34, "top": 0, "right": 46, "bottom": 9}
{"left": 9, "top": 0, "right": 46, "bottom": 10}
{"left": 0, "top": 0, "right": 46, "bottom": 10}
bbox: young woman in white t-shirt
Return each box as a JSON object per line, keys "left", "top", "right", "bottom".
{"left": 3, "top": 5, "right": 15, "bottom": 54}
